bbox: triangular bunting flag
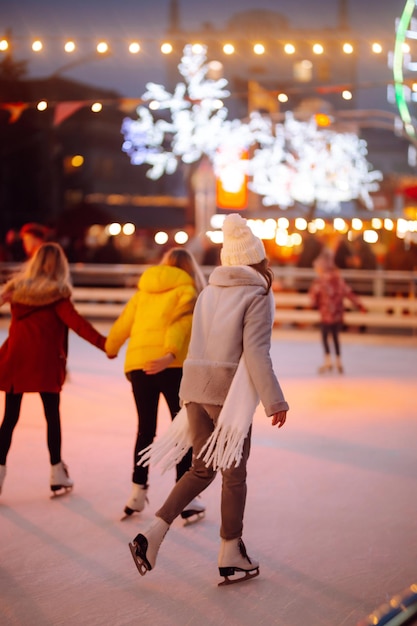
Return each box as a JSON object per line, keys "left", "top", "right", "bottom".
{"left": 53, "top": 101, "right": 86, "bottom": 127}
{"left": 1, "top": 102, "right": 29, "bottom": 123}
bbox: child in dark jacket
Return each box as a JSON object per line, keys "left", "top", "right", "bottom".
{"left": 0, "top": 242, "right": 107, "bottom": 496}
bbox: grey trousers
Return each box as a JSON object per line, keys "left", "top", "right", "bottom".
{"left": 156, "top": 402, "right": 252, "bottom": 540}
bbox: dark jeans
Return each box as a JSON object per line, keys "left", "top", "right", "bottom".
{"left": 129, "top": 368, "right": 192, "bottom": 486}
{"left": 320, "top": 322, "right": 341, "bottom": 356}
{"left": 0, "top": 392, "right": 61, "bottom": 465}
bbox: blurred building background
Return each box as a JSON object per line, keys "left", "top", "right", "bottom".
{"left": 0, "top": 0, "right": 416, "bottom": 267}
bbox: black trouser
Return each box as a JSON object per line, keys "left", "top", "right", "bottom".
{"left": 129, "top": 368, "right": 192, "bottom": 486}
{"left": 0, "top": 392, "right": 61, "bottom": 465}
{"left": 320, "top": 322, "right": 341, "bottom": 356}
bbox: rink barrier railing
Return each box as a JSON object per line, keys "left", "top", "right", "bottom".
{"left": 0, "top": 263, "right": 416, "bottom": 332}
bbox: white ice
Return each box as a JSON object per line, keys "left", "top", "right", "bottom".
{"left": 1, "top": 321, "right": 416, "bottom": 626}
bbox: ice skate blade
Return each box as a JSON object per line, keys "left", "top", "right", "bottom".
{"left": 120, "top": 506, "right": 139, "bottom": 521}
{"left": 50, "top": 485, "right": 73, "bottom": 498}
{"left": 218, "top": 566, "right": 260, "bottom": 586}
{"left": 128, "top": 535, "right": 152, "bottom": 577}
{"left": 181, "top": 511, "right": 205, "bottom": 526}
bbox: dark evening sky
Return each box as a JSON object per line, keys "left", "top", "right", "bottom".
{"left": 0, "top": 0, "right": 409, "bottom": 96}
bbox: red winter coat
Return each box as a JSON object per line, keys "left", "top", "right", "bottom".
{"left": 0, "top": 278, "right": 106, "bottom": 393}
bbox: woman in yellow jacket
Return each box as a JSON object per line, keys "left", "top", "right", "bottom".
{"left": 105, "top": 248, "right": 206, "bottom": 520}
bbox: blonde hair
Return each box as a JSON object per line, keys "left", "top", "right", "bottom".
{"left": 21, "top": 242, "right": 71, "bottom": 288}
{"left": 161, "top": 247, "right": 206, "bottom": 294}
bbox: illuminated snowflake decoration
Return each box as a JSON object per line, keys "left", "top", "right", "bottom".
{"left": 122, "top": 45, "right": 382, "bottom": 211}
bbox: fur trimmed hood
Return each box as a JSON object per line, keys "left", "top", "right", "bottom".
{"left": 4, "top": 278, "right": 72, "bottom": 307}
{"left": 209, "top": 265, "right": 268, "bottom": 290}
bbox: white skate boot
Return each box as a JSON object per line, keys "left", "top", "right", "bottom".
{"left": 218, "top": 538, "right": 259, "bottom": 586}
{"left": 318, "top": 354, "right": 333, "bottom": 374}
{"left": 180, "top": 497, "right": 206, "bottom": 525}
{"left": 50, "top": 461, "right": 73, "bottom": 496}
{"left": 0, "top": 465, "right": 6, "bottom": 495}
{"left": 121, "top": 484, "right": 148, "bottom": 520}
{"left": 128, "top": 517, "right": 169, "bottom": 576}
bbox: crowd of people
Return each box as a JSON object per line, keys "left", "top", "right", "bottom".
{"left": 0, "top": 214, "right": 289, "bottom": 586}
{"left": 0, "top": 214, "right": 414, "bottom": 584}
{"left": 2, "top": 222, "right": 417, "bottom": 270}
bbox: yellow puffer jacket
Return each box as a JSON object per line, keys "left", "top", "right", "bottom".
{"left": 105, "top": 265, "right": 197, "bottom": 373}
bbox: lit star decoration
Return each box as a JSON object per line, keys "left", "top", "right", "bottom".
{"left": 121, "top": 45, "right": 382, "bottom": 212}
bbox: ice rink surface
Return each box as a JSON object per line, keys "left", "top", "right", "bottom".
{"left": 0, "top": 321, "right": 416, "bottom": 626}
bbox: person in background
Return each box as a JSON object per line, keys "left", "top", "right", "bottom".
{"left": 0, "top": 242, "right": 108, "bottom": 497}
{"left": 309, "top": 248, "right": 367, "bottom": 374}
{"left": 127, "top": 214, "right": 289, "bottom": 585}
{"left": 20, "top": 223, "right": 50, "bottom": 259}
{"left": 105, "top": 248, "right": 207, "bottom": 522}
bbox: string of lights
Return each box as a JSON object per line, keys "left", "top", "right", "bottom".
{"left": 0, "top": 35, "right": 397, "bottom": 58}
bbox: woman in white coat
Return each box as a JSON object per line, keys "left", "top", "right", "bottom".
{"left": 128, "top": 214, "right": 289, "bottom": 585}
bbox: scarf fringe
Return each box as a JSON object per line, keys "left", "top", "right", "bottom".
{"left": 197, "top": 425, "right": 246, "bottom": 470}
{"left": 137, "top": 406, "right": 191, "bottom": 473}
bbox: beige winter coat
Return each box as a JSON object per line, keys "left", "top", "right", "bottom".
{"left": 179, "top": 265, "right": 289, "bottom": 416}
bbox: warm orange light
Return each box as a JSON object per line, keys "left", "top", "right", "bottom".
{"left": 253, "top": 43, "right": 265, "bottom": 55}
{"left": 216, "top": 150, "right": 248, "bottom": 210}
{"left": 96, "top": 41, "right": 109, "bottom": 54}
{"left": 315, "top": 113, "right": 332, "bottom": 127}
{"left": 64, "top": 41, "right": 76, "bottom": 53}
{"left": 223, "top": 43, "right": 235, "bottom": 55}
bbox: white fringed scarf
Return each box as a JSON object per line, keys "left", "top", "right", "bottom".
{"left": 137, "top": 353, "right": 259, "bottom": 472}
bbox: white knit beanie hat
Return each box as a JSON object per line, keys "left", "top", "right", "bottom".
{"left": 220, "top": 214, "right": 266, "bottom": 266}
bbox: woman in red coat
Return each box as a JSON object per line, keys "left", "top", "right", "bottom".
{"left": 0, "top": 242, "right": 107, "bottom": 496}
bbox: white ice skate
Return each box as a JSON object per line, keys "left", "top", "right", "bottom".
{"left": 180, "top": 497, "right": 206, "bottom": 526}
{"left": 50, "top": 461, "right": 73, "bottom": 497}
{"left": 128, "top": 517, "right": 169, "bottom": 576}
{"left": 218, "top": 538, "right": 259, "bottom": 586}
{"left": 121, "top": 484, "right": 148, "bottom": 521}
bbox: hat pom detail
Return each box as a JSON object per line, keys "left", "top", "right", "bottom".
{"left": 220, "top": 213, "right": 266, "bottom": 267}
{"left": 222, "top": 213, "right": 248, "bottom": 239}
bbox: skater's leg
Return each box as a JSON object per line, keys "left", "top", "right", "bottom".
{"left": 130, "top": 369, "right": 159, "bottom": 486}
{"left": 0, "top": 392, "right": 23, "bottom": 465}
{"left": 318, "top": 323, "right": 333, "bottom": 372}
{"left": 156, "top": 402, "right": 219, "bottom": 524}
{"left": 331, "top": 323, "right": 344, "bottom": 373}
{"left": 159, "top": 368, "right": 192, "bottom": 481}
{"left": 220, "top": 427, "right": 252, "bottom": 540}
{"left": 159, "top": 369, "right": 203, "bottom": 521}
{"left": 40, "top": 392, "right": 61, "bottom": 465}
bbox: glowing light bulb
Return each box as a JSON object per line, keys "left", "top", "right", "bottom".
{"left": 64, "top": 41, "right": 75, "bottom": 53}
{"left": 123, "top": 223, "right": 135, "bottom": 235}
{"left": 223, "top": 43, "right": 235, "bottom": 55}
{"left": 312, "top": 43, "right": 324, "bottom": 55}
{"left": 155, "top": 231, "right": 169, "bottom": 244}
{"left": 129, "top": 42, "right": 140, "bottom": 54}
{"left": 253, "top": 43, "right": 265, "bottom": 55}
{"left": 32, "top": 40, "right": 43, "bottom": 52}
{"left": 284, "top": 43, "right": 295, "bottom": 54}
{"left": 96, "top": 42, "right": 108, "bottom": 54}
